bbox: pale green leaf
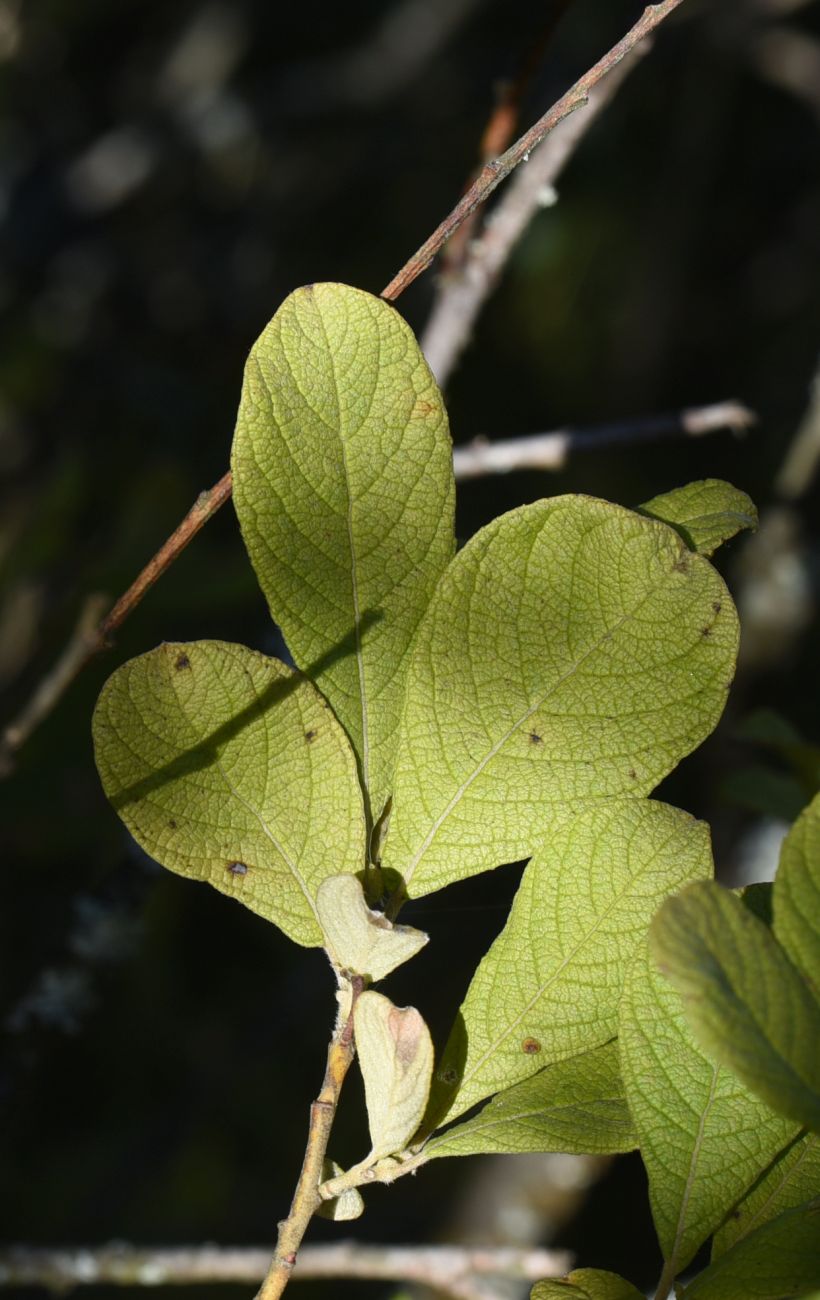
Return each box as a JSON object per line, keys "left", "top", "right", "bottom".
{"left": 317, "top": 874, "right": 428, "bottom": 980}
{"left": 316, "top": 1159, "right": 365, "bottom": 1221}
{"left": 639, "top": 479, "right": 757, "bottom": 557}
{"left": 231, "top": 282, "right": 455, "bottom": 823}
{"left": 532, "top": 1269, "right": 645, "bottom": 1299}
{"left": 425, "top": 1041, "right": 635, "bottom": 1159}
{"left": 681, "top": 1197, "right": 820, "bottom": 1299}
{"left": 93, "top": 641, "right": 365, "bottom": 947}
{"left": 651, "top": 882, "right": 820, "bottom": 1132}
{"left": 774, "top": 793, "right": 820, "bottom": 999}
{"left": 383, "top": 495, "right": 738, "bottom": 899}
{"left": 713, "top": 1131, "right": 820, "bottom": 1257}
{"left": 433, "top": 801, "right": 712, "bottom": 1124}
{"left": 619, "top": 942, "right": 797, "bottom": 1277}
{"left": 355, "top": 990, "right": 434, "bottom": 1160}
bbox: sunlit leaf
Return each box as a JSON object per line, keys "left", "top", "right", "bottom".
{"left": 681, "top": 1198, "right": 820, "bottom": 1298}
{"left": 713, "top": 1131, "right": 820, "bottom": 1258}
{"left": 619, "top": 942, "right": 797, "bottom": 1277}
{"left": 355, "top": 990, "right": 434, "bottom": 1160}
{"left": 639, "top": 478, "right": 757, "bottom": 556}
{"left": 424, "top": 1041, "right": 635, "bottom": 1159}
{"left": 317, "top": 874, "right": 427, "bottom": 980}
{"left": 774, "top": 793, "right": 820, "bottom": 999}
{"left": 316, "top": 1159, "right": 365, "bottom": 1221}
{"left": 532, "top": 1269, "right": 645, "bottom": 1299}
{"left": 93, "top": 641, "right": 365, "bottom": 946}
{"left": 433, "top": 801, "right": 712, "bottom": 1124}
{"left": 384, "top": 495, "right": 738, "bottom": 899}
{"left": 232, "top": 282, "right": 454, "bottom": 824}
{"left": 651, "top": 882, "right": 820, "bottom": 1133}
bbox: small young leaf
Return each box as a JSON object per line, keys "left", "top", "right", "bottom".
{"left": 93, "top": 641, "right": 366, "bottom": 947}
{"left": 619, "top": 943, "right": 797, "bottom": 1277}
{"left": 231, "top": 282, "right": 455, "bottom": 825}
{"left": 713, "top": 1131, "right": 820, "bottom": 1258}
{"left": 434, "top": 801, "right": 712, "bottom": 1123}
{"left": 681, "top": 1197, "right": 820, "bottom": 1298}
{"left": 383, "top": 495, "right": 738, "bottom": 899}
{"left": 315, "top": 1159, "right": 365, "bottom": 1221}
{"left": 774, "top": 793, "right": 820, "bottom": 999}
{"left": 355, "top": 990, "right": 434, "bottom": 1160}
{"left": 317, "top": 874, "right": 428, "bottom": 980}
{"left": 532, "top": 1270, "right": 645, "bottom": 1299}
{"left": 425, "top": 1041, "right": 635, "bottom": 1159}
{"left": 651, "top": 882, "right": 820, "bottom": 1133}
{"left": 638, "top": 479, "right": 757, "bottom": 556}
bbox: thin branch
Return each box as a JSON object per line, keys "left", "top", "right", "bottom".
{"left": 452, "top": 399, "right": 755, "bottom": 479}
{"left": 0, "top": 1244, "right": 572, "bottom": 1296}
{"left": 381, "top": 0, "right": 688, "bottom": 301}
{"left": 421, "top": 42, "right": 648, "bottom": 386}
{"left": 255, "top": 978, "right": 363, "bottom": 1300}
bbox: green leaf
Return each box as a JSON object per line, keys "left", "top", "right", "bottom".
{"left": 93, "top": 641, "right": 365, "bottom": 947}
{"left": 713, "top": 1131, "right": 820, "bottom": 1257}
{"left": 231, "top": 283, "right": 455, "bottom": 824}
{"left": 424, "top": 1041, "right": 635, "bottom": 1159}
{"left": 681, "top": 1197, "right": 820, "bottom": 1299}
{"left": 355, "top": 991, "right": 434, "bottom": 1160}
{"left": 316, "top": 874, "right": 428, "bottom": 980}
{"left": 651, "top": 882, "right": 820, "bottom": 1133}
{"left": 433, "top": 801, "right": 712, "bottom": 1124}
{"left": 532, "top": 1270, "right": 645, "bottom": 1299}
{"left": 774, "top": 793, "right": 820, "bottom": 999}
{"left": 638, "top": 479, "right": 757, "bottom": 556}
{"left": 619, "top": 942, "right": 797, "bottom": 1277}
{"left": 383, "top": 495, "right": 738, "bottom": 899}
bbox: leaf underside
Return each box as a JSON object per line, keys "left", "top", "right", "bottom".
{"left": 681, "top": 1197, "right": 820, "bottom": 1299}
{"left": 638, "top": 478, "right": 757, "bottom": 557}
{"left": 712, "top": 1130, "right": 820, "bottom": 1258}
{"left": 774, "top": 792, "right": 820, "bottom": 1000}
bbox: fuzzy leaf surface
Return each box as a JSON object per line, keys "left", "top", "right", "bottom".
{"left": 531, "top": 1270, "right": 645, "bottom": 1299}
{"left": 681, "top": 1198, "right": 820, "bottom": 1299}
{"left": 355, "top": 991, "right": 434, "bottom": 1160}
{"left": 639, "top": 479, "right": 757, "bottom": 556}
{"left": 619, "top": 943, "right": 797, "bottom": 1277}
{"left": 713, "top": 1131, "right": 820, "bottom": 1257}
{"left": 425, "top": 1041, "right": 635, "bottom": 1159}
{"left": 651, "top": 882, "right": 820, "bottom": 1132}
{"left": 317, "top": 874, "right": 427, "bottom": 980}
{"left": 93, "top": 641, "right": 365, "bottom": 946}
{"left": 231, "top": 282, "right": 454, "bottom": 822}
{"left": 384, "top": 495, "right": 738, "bottom": 898}
{"left": 434, "top": 801, "right": 712, "bottom": 1124}
{"left": 774, "top": 793, "right": 820, "bottom": 999}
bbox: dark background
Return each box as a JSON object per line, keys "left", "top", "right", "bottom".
{"left": 2, "top": 0, "right": 820, "bottom": 1296}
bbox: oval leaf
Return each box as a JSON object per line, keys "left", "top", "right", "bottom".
{"left": 93, "top": 641, "right": 365, "bottom": 946}
{"left": 316, "top": 1160, "right": 365, "bottom": 1221}
{"left": 651, "top": 882, "right": 820, "bottom": 1133}
{"left": 425, "top": 1041, "right": 635, "bottom": 1159}
{"left": 231, "top": 282, "right": 455, "bottom": 824}
{"left": 532, "top": 1270, "right": 645, "bottom": 1299}
{"left": 774, "top": 793, "right": 820, "bottom": 999}
{"left": 713, "top": 1131, "right": 820, "bottom": 1258}
{"left": 434, "top": 801, "right": 713, "bottom": 1124}
{"left": 619, "top": 942, "right": 797, "bottom": 1277}
{"left": 639, "top": 478, "right": 757, "bottom": 556}
{"left": 681, "top": 1198, "right": 820, "bottom": 1299}
{"left": 317, "top": 874, "right": 428, "bottom": 980}
{"left": 355, "top": 990, "right": 434, "bottom": 1160}
{"left": 384, "top": 495, "right": 738, "bottom": 899}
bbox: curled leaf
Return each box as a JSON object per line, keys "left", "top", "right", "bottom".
{"left": 317, "top": 875, "right": 428, "bottom": 980}
{"left": 355, "top": 990, "right": 434, "bottom": 1160}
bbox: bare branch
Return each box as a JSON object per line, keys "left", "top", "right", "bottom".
{"left": 381, "top": 0, "right": 688, "bottom": 302}
{"left": 0, "top": 1243, "right": 572, "bottom": 1296}
{"left": 452, "top": 400, "right": 755, "bottom": 480}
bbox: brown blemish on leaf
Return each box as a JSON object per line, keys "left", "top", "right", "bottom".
{"left": 388, "top": 1005, "right": 425, "bottom": 1067}
{"left": 701, "top": 626, "right": 712, "bottom": 638}
{"left": 413, "top": 398, "right": 435, "bottom": 418}
{"left": 304, "top": 729, "right": 317, "bottom": 743}
{"left": 528, "top": 732, "right": 543, "bottom": 745}
{"left": 673, "top": 555, "right": 691, "bottom": 574}
{"left": 168, "top": 819, "right": 177, "bottom": 829}
{"left": 227, "top": 861, "right": 248, "bottom": 876}
{"left": 439, "top": 1067, "right": 458, "bottom": 1085}
{"left": 628, "top": 768, "right": 637, "bottom": 780}
{"left": 712, "top": 601, "right": 722, "bottom": 614}
{"left": 175, "top": 653, "right": 191, "bottom": 670}
{"left": 522, "top": 1037, "right": 542, "bottom": 1055}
